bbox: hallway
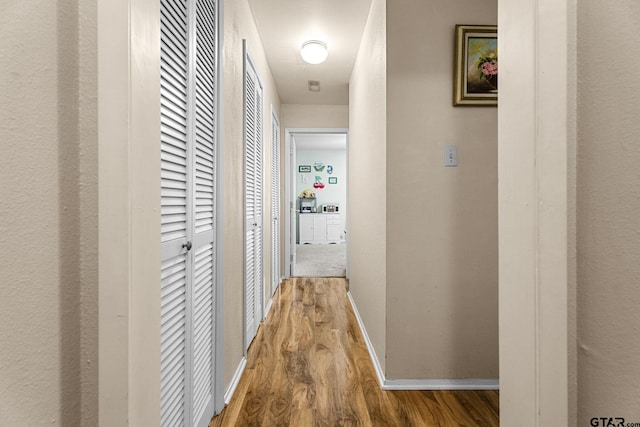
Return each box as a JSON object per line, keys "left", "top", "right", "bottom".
{"left": 210, "top": 278, "right": 499, "bottom": 426}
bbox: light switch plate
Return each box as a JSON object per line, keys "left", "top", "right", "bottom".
{"left": 445, "top": 145, "right": 458, "bottom": 167}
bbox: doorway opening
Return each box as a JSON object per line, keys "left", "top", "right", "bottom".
{"left": 285, "top": 128, "right": 349, "bottom": 278}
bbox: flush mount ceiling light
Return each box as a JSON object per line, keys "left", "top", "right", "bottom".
{"left": 301, "top": 40, "right": 328, "bottom": 64}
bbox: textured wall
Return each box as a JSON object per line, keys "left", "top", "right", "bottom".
{"left": 67, "top": 1, "right": 99, "bottom": 425}
{"left": 577, "top": 0, "right": 640, "bottom": 423}
{"left": 0, "top": 1, "right": 98, "bottom": 425}
{"left": 348, "top": 0, "right": 387, "bottom": 371}
{"left": 223, "top": 0, "right": 281, "bottom": 388}
{"left": 0, "top": 2, "right": 62, "bottom": 424}
{"left": 385, "top": 0, "right": 498, "bottom": 379}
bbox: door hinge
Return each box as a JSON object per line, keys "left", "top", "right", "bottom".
{"left": 290, "top": 254, "right": 294, "bottom": 262}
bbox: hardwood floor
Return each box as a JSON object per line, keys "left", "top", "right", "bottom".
{"left": 210, "top": 278, "right": 499, "bottom": 426}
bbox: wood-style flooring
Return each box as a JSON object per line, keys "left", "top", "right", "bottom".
{"left": 210, "top": 278, "right": 499, "bottom": 426}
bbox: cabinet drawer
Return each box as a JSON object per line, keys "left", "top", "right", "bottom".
{"left": 326, "top": 214, "right": 340, "bottom": 220}
{"left": 326, "top": 218, "right": 340, "bottom": 225}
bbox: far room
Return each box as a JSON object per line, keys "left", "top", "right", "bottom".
{"left": 293, "top": 133, "right": 347, "bottom": 277}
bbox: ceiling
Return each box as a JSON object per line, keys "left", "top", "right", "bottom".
{"left": 248, "top": 0, "right": 372, "bottom": 105}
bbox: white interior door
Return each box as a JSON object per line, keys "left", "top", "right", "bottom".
{"left": 190, "top": 0, "right": 217, "bottom": 423}
{"left": 271, "top": 110, "right": 281, "bottom": 295}
{"left": 160, "top": 0, "right": 219, "bottom": 425}
{"left": 244, "top": 43, "right": 264, "bottom": 350}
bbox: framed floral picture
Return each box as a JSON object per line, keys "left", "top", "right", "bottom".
{"left": 453, "top": 25, "right": 498, "bottom": 106}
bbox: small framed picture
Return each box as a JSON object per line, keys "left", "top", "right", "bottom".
{"left": 453, "top": 25, "right": 498, "bottom": 106}
{"left": 298, "top": 165, "right": 311, "bottom": 173}
{"left": 328, "top": 177, "right": 338, "bottom": 184}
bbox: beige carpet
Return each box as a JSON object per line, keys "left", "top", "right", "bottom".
{"left": 295, "top": 243, "right": 346, "bottom": 277}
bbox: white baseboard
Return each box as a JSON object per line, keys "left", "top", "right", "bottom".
{"left": 347, "top": 291, "right": 500, "bottom": 391}
{"left": 224, "top": 357, "right": 247, "bottom": 404}
{"left": 383, "top": 378, "right": 499, "bottom": 390}
{"left": 346, "top": 291, "right": 386, "bottom": 388}
{"left": 264, "top": 297, "right": 273, "bottom": 320}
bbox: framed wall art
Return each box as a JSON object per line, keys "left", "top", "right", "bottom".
{"left": 453, "top": 25, "right": 498, "bottom": 106}
{"left": 298, "top": 165, "right": 311, "bottom": 173}
{"left": 328, "top": 177, "right": 338, "bottom": 185}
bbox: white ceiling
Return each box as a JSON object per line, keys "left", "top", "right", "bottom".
{"left": 248, "top": 0, "right": 372, "bottom": 105}
{"left": 295, "top": 133, "right": 347, "bottom": 151}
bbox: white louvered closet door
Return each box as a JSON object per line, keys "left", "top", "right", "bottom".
{"left": 161, "top": 0, "right": 218, "bottom": 425}
{"left": 270, "top": 111, "right": 281, "bottom": 295}
{"left": 244, "top": 46, "right": 264, "bottom": 350}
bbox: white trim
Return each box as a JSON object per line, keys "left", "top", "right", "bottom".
{"left": 213, "top": 0, "right": 225, "bottom": 414}
{"left": 224, "top": 357, "right": 247, "bottom": 405}
{"left": 498, "top": 0, "right": 570, "bottom": 424}
{"left": 347, "top": 291, "right": 500, "bottom": 391}
{"left": 383, "top": 379, "right": 499, "bottom": 391}
{"left": 346, "top": 291, "right": 385, "bottom": 387}
{"left": 263, "top": 297, "right": 274, "bottom": 320}
{"left": 284, "top": 129, "right": 294, "bottom": 277}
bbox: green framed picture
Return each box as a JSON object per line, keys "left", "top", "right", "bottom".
{"left": 328, "top": 177, "right": 338, "bottom": 184}
{"left": 298, "top": 165, "right": 311, "bottom": 173}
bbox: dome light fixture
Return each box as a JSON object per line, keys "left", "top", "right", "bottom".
{"left": 301, "top": 40, "right": 328, "bottom": 64}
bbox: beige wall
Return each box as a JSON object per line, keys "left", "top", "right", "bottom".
{"left": 281, "top": 104, "right": 349, "bottom": 130}
{"left": 385, "top": 0, "right": 498, "bottom": 379}
{"left": 348, "top": 0, "right": 387, "bottom": 371}
{"left": 0, "top": 1, "right": 99, "bottom": 425}
{"left": 0, "top": 3, "right": 62, "bottom": 424}
{"left": 222, "top": 0, "right": 281, "bottom": 387}
{"left": 77, "top": 2, "right": 99, "bottom": 425}
{"left": 577, "top": 0, "right": 640, "bottom": 422}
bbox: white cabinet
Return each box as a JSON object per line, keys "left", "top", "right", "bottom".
{"left": 298, "top": 213, "right": 341, "bottom": 244}
{"left": 326, "top": 214, "right": 341, "bottom": 241}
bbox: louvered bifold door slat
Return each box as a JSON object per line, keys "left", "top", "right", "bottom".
{"left": 160, "top": 0, "right": 190, "bottom": 425}
{"left": 244, "top": 61, "right": 257, "bottom": 349}
{"left": 244, "top": 51, "right": 264, "bottom": 350}
{"left": 271, "top": 113, "right": 280, "bottom": 294}
{"left": 254, "top": 89, "right": 264, "bottom": 323}
{"left": 191, "top": 0, "right": 216, "bottom": 425}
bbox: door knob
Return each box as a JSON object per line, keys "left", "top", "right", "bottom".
{"left": 182, "top": 241, "right": 192, "bottom": 251}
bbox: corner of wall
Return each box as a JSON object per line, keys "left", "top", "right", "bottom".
{"left": 348, "top": 0, "right": 387, "bottom": 374}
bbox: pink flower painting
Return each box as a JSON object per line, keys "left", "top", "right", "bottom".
{"left": 454, "top": 25, "right": 498, "bottom": 105}
{"left": 481, "top": 60, "right": 498, "bottom": 77}
{"left": 466, "top": 37, "right": 498, "bottom": 93}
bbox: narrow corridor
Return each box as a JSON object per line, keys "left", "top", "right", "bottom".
{"left": 211, "top": 278, "right": 499, "bottom": 426}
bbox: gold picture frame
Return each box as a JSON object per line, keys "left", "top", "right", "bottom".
{"left": 453, "top": 25, "right": 498, "bottom": 106}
